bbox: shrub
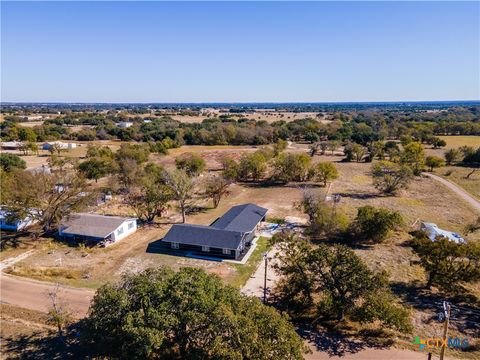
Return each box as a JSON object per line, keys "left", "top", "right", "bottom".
{"left": 444, "top": 148, "right": 461, "bottom": 165}
{"left": 425, "top": 156, "right": 445, "bottom": 172}
{"left": 352, "top": 206, "right": 403, "bottom": 243}
{"left": 0, "top": 153, "right": 27, "bottom": 172}
{"left": 311, "top": 162, "right": 339, "bottom": 186}
{"left": 175, "top": 152, "right": 206, "bottom": 176}
{"left": 372, "top": 161, "right": 413, "bottom": 195}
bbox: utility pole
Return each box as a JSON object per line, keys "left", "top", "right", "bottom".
{"left": 263, "top": 252, "right": 268, "bottom": 304}
{"left": 439, "top": 301, "right": 451, "bottom": 360}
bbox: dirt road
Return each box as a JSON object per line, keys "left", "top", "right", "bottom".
{"left": 424, "top": 172, "right": 480, "bottom": 213}
{"left": 0, "top": 273, "right": 93, "bottom": 317}
{"left": 304, "top": 347, "right": 453, "bottom": 360}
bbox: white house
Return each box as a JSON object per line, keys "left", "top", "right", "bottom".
{"left": 117, "top": 121, "right": 133, "bottom": 128}
{"left": 0, "top": 208, "right": 37, "bottom": 231}
{"left": 42, "top": 141, "right": 77, "bottom": 150}
{"left": 420, "top": 222, "right": 466, "bottom": 244}
{"left": 59, "top": 213, "right": 137, "bottom": 246}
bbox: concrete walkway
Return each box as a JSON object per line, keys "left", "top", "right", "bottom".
{"left": 424, "top": 172, "right": 480, "bottom": 213}
{"left": 241, "top": 244, "right": 280, "bottom": 298}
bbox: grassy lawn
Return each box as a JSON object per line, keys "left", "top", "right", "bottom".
{"left": 229, "top": 236, "right": 270, "bottom": 289}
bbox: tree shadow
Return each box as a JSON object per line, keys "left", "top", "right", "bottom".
{"left": 0, "top": 231, "right": 29, "bottom": 250}
{"left": 390, "top": 281, "right": 480, "bottom": 337}
{"left": 1, "top": 327, "right": 84, "bottom": 360}
{"left": 298, "top": 327, "right": 393, "bottom": 356}
{"left": 390, "top": 281, "right": 444, "bottom": 312}
{"left": 185, "top": 205, "right": 209, "bottom": 215}
{"left": 334, "top": 192, "right": 382, "bottom": 200}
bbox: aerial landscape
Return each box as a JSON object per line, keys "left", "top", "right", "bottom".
{"left": 0, "top": 1, "right": 479, "bottom": 360}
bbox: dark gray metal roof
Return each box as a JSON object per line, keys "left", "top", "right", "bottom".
{"left": 162, "top": 224, "right": 244, "bottom": 250}
{"left": 210, "top": 203, "right": 268, "bottom": 233}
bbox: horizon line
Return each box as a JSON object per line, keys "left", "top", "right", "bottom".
{"left": 2, "top": 100, "right": 479, "bottom": 105}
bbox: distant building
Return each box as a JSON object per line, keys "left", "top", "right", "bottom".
{"left": 42, "top": 141, "right": 77, "bottom": 150}
{"left": 59, "top": 213, "right": 137, "bottom": 246}
{"left": 28, "top": 164, "right": 51, "bottom": 175}
{"left": 0, "top": 141, "right": 23, "bottom": 150}
{"left": 161, "top": 204, "right": 267, "bottom": 260}
{"left": 0, "top": 208, "right": 37, "bottom": 231}
{"left": 117, "top": 121, "right": 133, "bottom": 128}
{"left": 26, "top": 115, "right": 44, "bottom": 120}
{"left": 420, "top": 222, "right": 466, "bottom": 244}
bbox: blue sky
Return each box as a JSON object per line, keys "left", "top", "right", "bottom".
{"left": 1, "top": 1, "right": 479, "bottom": 102}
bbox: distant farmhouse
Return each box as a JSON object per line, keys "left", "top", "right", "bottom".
{"left": 161, "top": 204, "right": 267, "bottom": 260}
{"left": 42, "top": 141, "right": 77, "bottom": 150}
{"left": 0, "top": 141, "right": 23, "bottom": 151}
{"left": 117, "top": 121, "right": 134, "bottom": 128}
{"left": 59, "top": 213, "right": 137, "bottom": 246}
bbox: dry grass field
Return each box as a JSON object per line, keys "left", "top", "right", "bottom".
{"left": 423, "top": 136, "right": 480, "bottom": 199}
{"left": 438, "top": 136, "right": 480, "bottom": 149}
{"left": 167, "top": 111, "right": 326, "bottom": 123}
{"left": 423, "top": 136, "right": 479, "bottom": 158}
{"left": 0, "top": 304, "right": 59, "bottom": 359}
{"left": 433, "top": 166, "right": 480, "bottom": 200}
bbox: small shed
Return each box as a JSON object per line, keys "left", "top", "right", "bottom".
{"left": 117, "top": 121, "right": 133, "bottom": 128}
{"left": 42, "top": 141, "right": 77, "bottom": 150}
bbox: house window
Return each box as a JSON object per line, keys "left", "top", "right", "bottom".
{"left": 117, "top": 227, "right": 124, "bottom": 235}
{"left": 171, "top": 242, "right": 179, "bottom": 249}
{"left": 128, "top": 222, "right": 135, "bottom": 230}
{"left": 202, "top": 245, "right": 210, "bottom": 252}
{"left": 222, "top": 248, "right": 231, "bottom": 255}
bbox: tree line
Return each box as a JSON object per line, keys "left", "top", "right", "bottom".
{"left": 1, "top": 105, "right": 479, "bottom": 146}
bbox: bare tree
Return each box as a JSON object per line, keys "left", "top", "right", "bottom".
{"left": 163, "top": 169, "right": 195, "bottom": 223}
{"left": 48, "top": 143, "right": 63, "bottom": 156}
{"left": 205, "top": 175, "right": 231, "bottom": 208}
{"left": 117, "top": 158, "right": 142, "bottom": 190}
{"left": 47, "top": 283, "right": 72, "bottom": 338}
{"left": 124, "top": 173, "right": 173, "bottom": 223}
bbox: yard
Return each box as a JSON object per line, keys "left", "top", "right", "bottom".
{"left": 3, "top": 177, "right": 304, "bottom": 289}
